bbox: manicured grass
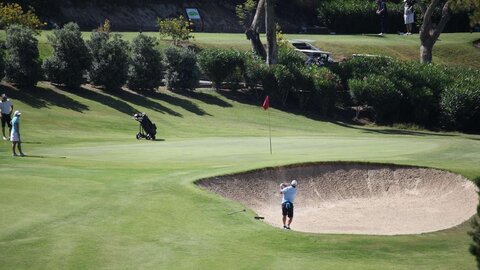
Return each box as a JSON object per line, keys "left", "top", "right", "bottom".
{"left": 1, "top": 31, "right": 479, "bottom": 68}
{"left": 0, "top": 82, "right": 479, "bottom": 269}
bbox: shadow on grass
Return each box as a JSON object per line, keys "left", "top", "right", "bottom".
{"left": 174, "top": 89, "right": 232, "bottom": 108}
{"left": 106, "top": 88, "right": 183, "bottom": 117}
{"left": 332, "top": 121, "right": 457, "bottom": 137}
{"left": 137, "top": 90, "right": 210, "bottom": 116}
{"left": 59, "top": 85, "right": 139, "bottom": 116}
{"left": 0, "top": 83, "right": 89, "bottom": 112}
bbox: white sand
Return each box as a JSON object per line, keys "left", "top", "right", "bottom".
{"left": 198, "top": 163, "right": 478, "bottom": 235}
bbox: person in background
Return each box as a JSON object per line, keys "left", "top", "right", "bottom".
{"left": 376, "top": 0, "right": 388, "bottom": 36}
{"left": 0, "top": 94, "right": 13, "bottom": 141}
{"left": 404, "top": 0, "right": 415, "bottom": 35}
{"left": 10, "top": 111, "right": 25, "bottom": 157}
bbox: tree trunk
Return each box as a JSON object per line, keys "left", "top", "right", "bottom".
{"left": 245, "top": 0, "right": 266, "bottom": 59}
{"left": 418, "top": 1, "right": 451, "bottom": 63}
{"left": 265, "top": 0, "right": 277, "bottom": 65}
{"left": 420, "top": 42, "right": 433, "bottom": 63}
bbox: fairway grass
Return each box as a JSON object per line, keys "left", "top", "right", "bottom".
{"left": 1, "top": 31, "right": 479, "bottom": 68}
{"left": 1, "top": 82, "right": 480, "bottom": 269}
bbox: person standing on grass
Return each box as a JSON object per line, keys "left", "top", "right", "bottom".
{"left": 403, "top": 0, "right": 415, "bottom": 35}
{"left": 0, "top": 94, "right": 14, "bottom": 141}
{"left": 280, "top": 180, "right": 298, "bottom": 230}
{"left": 10, "top": 111, "right": 25, "bottom": 157}
{"left": 376, "top": 0, "right": 388, "bottom": 35}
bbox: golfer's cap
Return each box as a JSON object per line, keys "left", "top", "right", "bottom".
{"left": 291, "top": 180, "right": 297, "bottom": 187}
{"left": 14, "top": 111, "right": 21, "bottom": 116}
{"left": 1, "top": 93, "right": 6, "bottom": 99}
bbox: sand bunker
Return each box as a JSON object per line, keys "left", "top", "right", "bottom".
{"left": 197, "top": 163, "right": 478, "bottom": 235}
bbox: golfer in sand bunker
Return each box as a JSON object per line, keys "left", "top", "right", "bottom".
{"left": 280, "top": 180, "right": 297, "bottom": 230}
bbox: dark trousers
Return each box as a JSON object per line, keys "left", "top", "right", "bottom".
{"left": 380, "top": 15, "right": 387, "bottom": 33}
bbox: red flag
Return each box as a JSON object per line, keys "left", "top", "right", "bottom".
{"left": 262, "top": 96, "right": 270, "bottom": 110}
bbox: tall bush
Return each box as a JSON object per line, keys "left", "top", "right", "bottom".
{"left": 163, "top": 46, "right": 199, "bottom": 91}
{"left": 4, "top": 24, "right": 41, "bottom": 87}
{"left": 348, "top": 75, "right": 401, "bottom": 123}
{"left": 0, "top": 3, "right": 45, "bottom": 31}
{"left": 128, "top": 34, "right": 163, "bottom": 91}
{"left": 157, "top": 16, "right": 193, "bottom": 45}
{"left": 440, "top": 75, "right": 480, "bottom": 132}
{"left": 42, "top": 22, "right": 91, "bottom": 88}
{"left": 198, "top": 48, "right": 244, "bottom": 89}
{"left": 309, "top": 66, "right": 342, "bottom": 116}
{"left": 272, "top": 64, "right": 295, "bottom": 107}
{"left": 87, "top": 32, "right": 130, "bottom": 90}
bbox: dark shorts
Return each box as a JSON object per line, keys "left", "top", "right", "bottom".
{"left": 1, "top": 114, "right": 11, "bottom": 128}
{"left": 282, "top": 201, "right": 294, "bottom": 218}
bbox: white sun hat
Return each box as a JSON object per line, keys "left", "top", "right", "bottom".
{"left": 291, "top": 180, "right": 297, "bottom": 187}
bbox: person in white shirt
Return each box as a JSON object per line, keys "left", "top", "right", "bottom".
{"left": 280, "top": 180, "right": 298, "bottom": 230}
{"left": 0, "top": 94, "right": 14, "bottom": 140}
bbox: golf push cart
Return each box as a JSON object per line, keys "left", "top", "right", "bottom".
{"left": 133, "top": 113, "right": 157, "bottom": 140}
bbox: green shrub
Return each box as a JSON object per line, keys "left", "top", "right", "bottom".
{"left": 4, "top": 24, "right": 41, "bottom": 87}
{"left": 277, "top": 45, "right": 305, "bottom": 68}
{"left": 348, "top": 75, "right": 401, "bottom": 123}
{"left": 42, "top": 22, "right": 91, "bottom": 88}
{"left": 243, "top": 52, "right": 268, "bottom": 92}
{"left": 310, "top": 66, "right": 342, "bottom": 116}
{"left": 198, "top": 48, "right": 244, "bottom": 89}
{"left": 0, "top": 3, "right": 45, "bottom": 32}
{"left": 127, "top": 34, "right": 163, "bottom": 91}
{"left": 0, "top": 48, "right": 5, "bottom": 81}
{"left": 440, "top": 75, "right": 480, "bottom": 132}
{"left": 163, "top": 46, "right": 199, "bottom": 91}
{"left": 157, "top": 16, "right": 193, "bottom": 45}
{"left": 87, "top": 32, "right": 130, "bottom": 90}
{"left": 272, "top": 64, "right": 295, "bottom": 106}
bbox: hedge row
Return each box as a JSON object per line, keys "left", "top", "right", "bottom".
{"left": 2, "top": 23, "right": 478, "bottom": 132}
{"left": 334, "top": 56, "right": 480, "bottom": 132}
{"left": 2, "top": 23, "right": 198, "bottom": 91}
{"left": 317, "top": 0, "right": 471, "bottom": 34}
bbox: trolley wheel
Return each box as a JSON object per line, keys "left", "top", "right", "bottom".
{"left": 146, "top": 134, "right": 151, "bottom": 140}
{"left": 136, "top": 133, "right": 143, "bottom": 140}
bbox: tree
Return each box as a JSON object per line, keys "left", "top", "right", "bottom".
{"left": 4, "top": 24, "right": 41, "bottom": 87}
{"left": 157, "top": 16, "right": 193, "bottom": 45}
{"left": 87, "top": 32, "right": 130, "bottom": 90}
{"left": 0, "top": 3, "right": 44, "bottom": 31}
{"left": 128, "top": 34, "right": 164, "bottom": 91}
{"left": 42, "top": 22, "right": 92, "bottom": 88}
{"left": 244, "top": 0, "right": 277, "bottom": 65}
{"left": 418, "top": 0, "right": 480, "bottom": 63}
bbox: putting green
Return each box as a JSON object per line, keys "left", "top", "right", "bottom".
{"left": 1, "top": 84, "right": 480, "bottom": 269}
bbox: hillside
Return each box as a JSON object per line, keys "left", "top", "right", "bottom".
{"left": 11, "top": 0, "right": 318, "bottom": 32}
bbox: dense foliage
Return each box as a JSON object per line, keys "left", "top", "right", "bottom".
{"left": 4, "top": 24, "right": 41, "bottom": 87}
{"left": 163, "top": 46, "right": 199, "bottom": 91}
{"left": 87, "top": 32, "right": 130, "bottom": 89}
{"left": 197, "top": 48, "right": 244, "bottom": 89}
{"left": 42, "top": 22, "right": 91, "bottom": 88}
{"left": 128, "top": 34, "right": 164, "bottom": 91}
{"left": 157, "top": 16, "right": 193, "bottom": 45}
{"left": 0, "top": 3, "right": 45, "bottom": 31}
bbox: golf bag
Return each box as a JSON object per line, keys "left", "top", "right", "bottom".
{"left": 133, "top": 113, "right": 157, "bottom": 140}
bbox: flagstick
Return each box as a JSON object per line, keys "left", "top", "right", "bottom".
{"left": 268, "top": 109, "right": 272, "bottom": 155}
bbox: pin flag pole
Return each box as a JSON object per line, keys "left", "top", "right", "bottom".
{"left": 262, "top": 96, "right": 272, "bottom": 154}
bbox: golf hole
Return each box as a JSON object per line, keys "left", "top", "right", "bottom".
{"left": 197, "top": 162, "right": 478, "bottom": 235}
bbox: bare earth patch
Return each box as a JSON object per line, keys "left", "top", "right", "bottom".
{"left": 197, "top": 163, "right": 477, "bottom": 235}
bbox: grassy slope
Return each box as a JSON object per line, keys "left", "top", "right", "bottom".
{"left": 0, "top": 31, "right": 479, "bottom": 68}
{"left": 0, "top": 82, "right": 480, "bottom": 269}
